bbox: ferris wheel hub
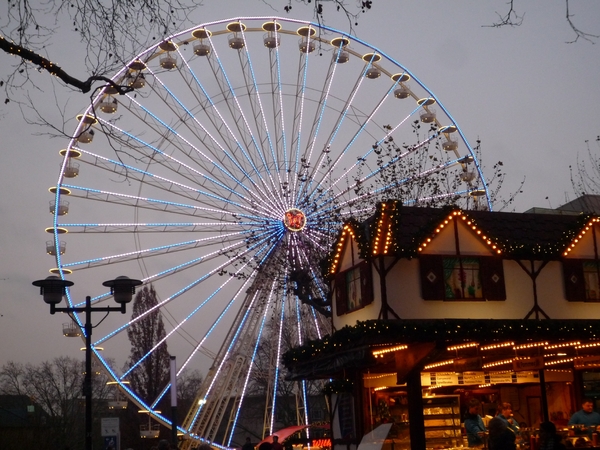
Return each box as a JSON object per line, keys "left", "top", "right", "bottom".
{"left": 283, "top": 208, "right": 306, "bottom": 232}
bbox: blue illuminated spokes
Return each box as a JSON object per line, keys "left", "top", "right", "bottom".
{"left": 113, "top": 92, "right": 272, "bottom": 211}
{"left": 93, "top": 228, "right": 280, "bottom": 346}
{"left": 300, "top": 54, "right": 396, "bottom": 203}
{"left": 49, "top": 17, "right": 492, "bottom": 447}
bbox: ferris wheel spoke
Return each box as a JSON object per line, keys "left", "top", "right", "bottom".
{"left": 60, "top": 181, "right": 269, "bottom": 222}
{"left": 267, "top": 25, "right": 289, "bottom": 188}
{"left": 59, "top": 229, "right": 258, "bottom": 270}
{"left": 122, "top": 250, "right": 265, "bottom": 386}
{"left": 300, "top": 72, "right": 399, "bottom": 203}
{"left": 141, "top": 65, "right": 282, "bottom": 212}
{"left": 66, "top": 148, "right": 269, "bottom": 215}
{"left": 226, "top": 286, "right": 274, "bottom": 445}
{"left": 103, "top": 96, "right": 261, "bottom": 200}
{"left": 312, "top": 128, "right": 444, "bottom": 213}
{"left": 94, "top": 231, "right": 281, "bottom": 347}
{"left": 203, "top": 34, "right": 287, "bottom": 210}
{"left": 307, "top": 103, "right": 423, "bottom": 207}
{"left": 187, "top": 277, "right": 279, "bottom": 439}
{"left": 238, "top": 27, "right": 283, "bottom": 188}
{"left": 81, "top": 119, "right": 263, "bottom": 213}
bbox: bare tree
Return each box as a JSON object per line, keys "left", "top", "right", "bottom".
{"left": 0, "top": 357, "right": 111, "bottom": 450}
{"left": 484, "top": 0, "right": 598, "bottom": 43}
{"left": 0, "top": 0, "right": 203, "bottom": 102}
{"left": 570, "top": 136, "right": 600, "bottom": 196}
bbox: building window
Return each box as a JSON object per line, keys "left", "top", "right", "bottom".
{"left": 583, "top": 261, "right": 600, "bottom": 300}
{"left": 420, "top": 255, "right": 505, "bottom": 301}
{"left": 346, "top": 265, "right": 362, "bottom": 310}
{"left": 444, "top": 257, "right": 483, "bottom": 299}
{"left": 563, "top": 259, "right": 600, "bottom": 302}
{"left": 335, "top": 261, "right": 373, "bottom": 315}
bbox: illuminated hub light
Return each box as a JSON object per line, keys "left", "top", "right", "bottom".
{"left": 283, "top": 208, "right": 306, "bottom": 232}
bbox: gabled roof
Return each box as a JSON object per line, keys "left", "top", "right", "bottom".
{"left": 324, "top": 202, "right": 591, "bottom": 274}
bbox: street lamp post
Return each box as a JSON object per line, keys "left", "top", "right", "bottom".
{"left": 33, "top": 275, "right": 142, "bottom": 450}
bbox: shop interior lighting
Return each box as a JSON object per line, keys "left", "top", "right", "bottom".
{"left": 514, "top": 342, "right": 548, "bottom": 350}
{"left": 482, "top": 359, "right": 513, "bottom": 368}
{"left": 372, "top": 344, "right": 408, "bottom": 358}
{"left": 545, "top": 341, "right": 581, "bottom": 350}
{"left": 447, "top": 342, "right": 479, "bottom": 351}
{"left": 424, "top": 359, "right": 454, "bottom": 370}
{"left": 364, "top": 373, "right": 396, "bottom": 380}
{"left": 545, "top": 358, "right": 574, "bottom": 366}
{"left": 480, "top": 342, "right": 514, "bottom": 351}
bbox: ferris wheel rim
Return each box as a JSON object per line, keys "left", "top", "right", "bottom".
{"left": 47, "top": 16, "right": 491, "bottom": 446}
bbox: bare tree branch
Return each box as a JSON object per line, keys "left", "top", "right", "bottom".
{"left": 565, "top": 0, "right": 599, "bottom": 44}
{"left": 0, "top": 35, "right": 133, "bottom": 94}
{"left": 483, "top": 0, "right": 524, "bottom": 28}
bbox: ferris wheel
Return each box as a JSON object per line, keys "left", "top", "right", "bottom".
{"left": 46, "top": 16, "right": 490, "bottom": 447}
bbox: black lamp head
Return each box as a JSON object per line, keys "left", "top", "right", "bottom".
{"left": 102, "top": 276, "right": 143, "bottom": 305}
{"left": 32, "top": 275, "right": 74, "bottom": 305}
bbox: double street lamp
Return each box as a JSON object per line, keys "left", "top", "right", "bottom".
{"left": 33, "top": 275, "right": 142, "bottom": 450}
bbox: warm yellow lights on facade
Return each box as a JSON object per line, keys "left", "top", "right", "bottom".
{"left": 545, "top": 358, "right": 574, "bottom": 366}
{"left": 513, "top": 342, "right": 548, "bottom": 350}
{"left": 417, "top": 210, "right": 502, "bottom": 254}
{"left": 576, "top": 342, "right": 600, "bottom": 350}
{"left": 424, "top": 359, "right": 454, "bottom": 370}
{"left": 330, "top": 224, "right": 357, "bottom": 274}
{"left": 372, "top": 344, "right": 408, "bottom": 358}
{"left": 564, "top": 218, "right": 600, "bottom": 256}
{"left": 447, "top": 342, "right": 479, "bottom": 351}
{"left": 482, "top": 359, "right": 513, "bottom": 368}
{"left": 545, "top": 341, "right": 580, "bottom": 350}
{"left": 480, "top": 342, "right": 514, "bottom": 351}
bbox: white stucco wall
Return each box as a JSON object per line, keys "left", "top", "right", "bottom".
{"left": 331, "top": 216, "right": 600, "bottom": 328}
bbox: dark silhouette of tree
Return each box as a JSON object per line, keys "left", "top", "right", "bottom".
{"left": 570, "top": 136, "right": 600, "bottom": 197}
{"left": 0, "top": 0, "right": 202, "bottom": 102}
{"left": 0, "top": 356, "right": 111, "bottom": 450}
{"left": 125, "top": 284, "right": 170, "bottom": 405}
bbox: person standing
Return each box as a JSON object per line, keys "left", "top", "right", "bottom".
{"left": 464, "top": 398, "right": 487, "bottom": 447}
{"left": 568, "top": 398, "right": 600, "bottom": 428}
{"left": 242, "top": 437, "right": 255, "bottom": 450}
{"left": 497, "top": 403, "right": 520, "bottom": 435}
{"left": 488, "top": 417, "right": 517, "bottom": 450}
{"left": 271, "top": 436, "right": 284, "bottom": 450}
{"left": 538, "top": 421, "right": 567, "bottom": 450}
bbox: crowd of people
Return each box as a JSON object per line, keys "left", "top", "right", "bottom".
{"left": 464, "top": 398, "right": 600, "bottom": 450}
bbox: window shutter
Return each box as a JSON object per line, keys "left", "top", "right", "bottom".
{"left": 480, "top": 257, "right": 506, "bottom": 301}
{"left": 562, "top": 259, "right": 586, "bottom": 302}
{"left": 360, "top": 260, "right": 374, "bottom": 306}
{"left": 335, "top": 271, "right": 348, "bottom": 315}
{"left": 419, "top": 255, "right": 444, "bottom": 300}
